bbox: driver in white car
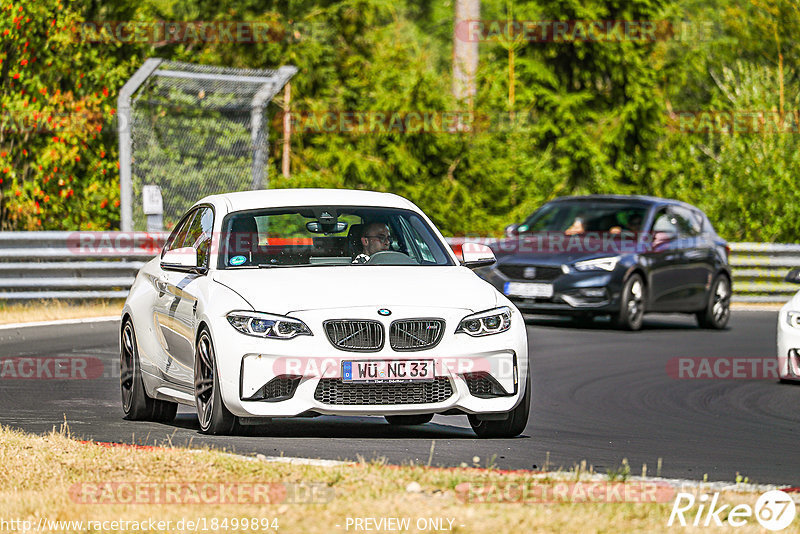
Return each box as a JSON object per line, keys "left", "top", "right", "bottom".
{"left": 352, "top": 221, "right": 392, "bottom": 263}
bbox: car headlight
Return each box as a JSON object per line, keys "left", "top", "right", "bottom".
{"left": 786, "top": 311, "right": 800, "bottom": 329}
{"left": 226, "top": 311, "right": 312, "bottom": 339}
{"left": 456, "top": 307, "right": 512, "bottom": 337}
{"left": 573, "top": 256, "right": 621, "bottom": 272}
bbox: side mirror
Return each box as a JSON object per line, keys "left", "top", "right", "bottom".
{"left": 504, "top": 224, "right": 519, "bottom": 237}
{"left": 461, "top": 243, "right": 496, "bottom": 269}
{"left": 786, "top": 268, "right": 800, "bottom": 284}
{"left": 161, "top": 247, "right": 201, "bottom": 273}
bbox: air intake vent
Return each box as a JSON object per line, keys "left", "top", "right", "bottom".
{"left": 324, "top": 320, "right": 384, "bottom": 352}
{"left": 463, "top": 372, "right": 512, "bottom": 398}
{"left": 498, "top": 264, "right": 562, "bottom": 281}
{"left": 314, "top": 377, "right": 454, "bottom": 405}
{"left": 243, "top": 375, "right": 301, "bottom": 402}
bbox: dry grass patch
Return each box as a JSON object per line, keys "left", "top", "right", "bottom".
{"left": 0, "top": 424, "right": 795, "bottom": 533}
{"left": 0, "top": 299, "right": 123, "bottom": 324}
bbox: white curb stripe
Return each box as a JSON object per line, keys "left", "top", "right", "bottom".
{"left": 255, "top": 454, "right": 352, "bottom": 467}
{"left": 223, "top": 450, "right": 352, "bottom": 467}
{"left": 0, "top": 316, "right": 120, "bottom": 331}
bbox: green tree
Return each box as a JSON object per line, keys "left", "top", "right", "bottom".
{"left": 0, "top": 0, "right": 145, "bottom": 229}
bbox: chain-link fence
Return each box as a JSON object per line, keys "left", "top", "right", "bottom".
{"left": 118, "top": 59, "right": 296, "bottom": 231}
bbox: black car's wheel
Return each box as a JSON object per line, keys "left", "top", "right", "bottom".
{"left": 614, "top": 273, "right": 645, "bottom": 331}
{"left": 195, "top": 329, "right": 238, "bottom": 435}
{"left": 696, "top": 274, "right": 731, "bottom": 329}
{"left": 468, "top": 371, "right": 530, "bottom": 438}
{"left": 120, "top": 320, "right": 177, "bottom": 423}
{"left": 385, "top": 414, "right": 434, "bottom": 426}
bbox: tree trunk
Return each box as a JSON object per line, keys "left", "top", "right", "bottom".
{"left": 282, "top": 83, "right": 292, "bottom": 179}
{"left": 453, "top": 0, "right": 480, "bottom": 105}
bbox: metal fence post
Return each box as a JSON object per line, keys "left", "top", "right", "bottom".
{"left": 117, "top": 58, "right": 163, "bottom": 232}
{"left": 251, "top": 83, "right": 274, "bottom": 190}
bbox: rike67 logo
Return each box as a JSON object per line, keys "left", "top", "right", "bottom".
{"left": 668, "top": 490, "right": 796, "bottom": 531}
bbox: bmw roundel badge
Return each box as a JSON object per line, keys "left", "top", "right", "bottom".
{"left": 378, "top": 308, "right": 392, "bottom": 316}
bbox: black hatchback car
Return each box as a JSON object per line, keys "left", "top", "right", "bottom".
{"left": 476, "top": 195, "right": 732, "bottom": 330}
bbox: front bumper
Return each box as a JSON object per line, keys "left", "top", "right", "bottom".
{"left": 482, "top": 269, "right": 623, "bottom": 314}
{"left": 777, "top": 305, "right": 800, "bottom": 381}
{"left": 207, "top": 306, "right": 529, "bottom": 418}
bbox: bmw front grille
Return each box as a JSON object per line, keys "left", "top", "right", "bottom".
{"left": 389, "top": 319, "right": 445, "bottom": 351}
{"left": 324, "top": 320, "right": 384, "bottom": 352}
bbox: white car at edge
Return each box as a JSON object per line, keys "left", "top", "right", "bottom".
{"left": 120, "top": 189, "right": 530, "bottom": 438}
{"left": 778, "top": 268, "right": 800, "bottom": 382}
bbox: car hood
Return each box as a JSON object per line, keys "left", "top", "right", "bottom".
{"left": 211, "top": 266, "right": 498, "bottom": 314}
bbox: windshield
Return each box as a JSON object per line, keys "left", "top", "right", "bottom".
{"left": 517, "top": 201, "right": 649, "bottom": 236}
{"left": 219, "top": 206, "right": 454, "bottom": 268}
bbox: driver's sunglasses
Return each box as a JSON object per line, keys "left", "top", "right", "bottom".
{"left": 364, "top": 234, "right": 393, "bottom": 244}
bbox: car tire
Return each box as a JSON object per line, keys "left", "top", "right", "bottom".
{"left": 468, "top": 371, "right": 530, "bottom": 438}
{"left": 614, "top": 273, "right": 645, "bottom": 331}
{"left": 696, "top": 274, "right": 731, "bottom": 329}
{"left": 120, "top": 320, "right": 177, "bottom": 423}
{"left": 195, "top": 329, "right": 238, "bottom": 435}
{"left": 384, "top": 414, "right": 434, "bottom": 426}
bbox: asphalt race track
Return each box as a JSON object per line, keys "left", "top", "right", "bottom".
{"left": 0, "top": 311, "right": 797, "bottom": 486}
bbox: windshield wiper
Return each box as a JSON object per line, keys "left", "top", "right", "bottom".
{"left": 257, "top": 263, "right": 352, "bottom": 268}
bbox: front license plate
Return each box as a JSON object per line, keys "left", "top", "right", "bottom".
{"left": 504, "top": 281, "right": 554, "bottom": 298}
{"left": 342, "top": 360, "right": 435, "bottom": 383}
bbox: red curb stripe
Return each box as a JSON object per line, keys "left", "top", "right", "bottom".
{"left": 78, "top": 440, "right": 167, "bottom": 451}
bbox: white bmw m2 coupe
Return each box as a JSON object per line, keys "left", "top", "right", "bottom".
{"left": 120, "top": 189, "right": 530, "bottom": 437}
{"left": 778, "top": 268, "right": 800, "bottom": 382}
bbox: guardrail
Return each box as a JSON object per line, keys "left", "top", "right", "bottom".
{"left": 0, "top": 233, "right": 795, "bottom": 303}
{"left": 0, "top": 232, "right": 167, "bottom": 300}
{"left": 729, "top": 242, "right": 800, "bottom": 303}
